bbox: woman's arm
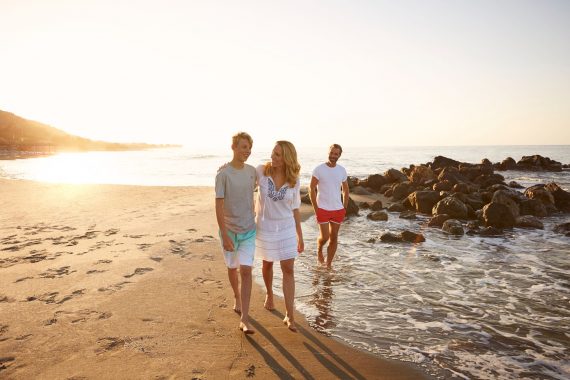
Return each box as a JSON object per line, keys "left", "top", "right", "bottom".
{"left": 293, "top": 208, "right": 304, "bottom": 253}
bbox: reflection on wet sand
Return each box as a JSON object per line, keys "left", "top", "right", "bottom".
{"left": 308, "top": 270, "right": 336, "bottom": 334}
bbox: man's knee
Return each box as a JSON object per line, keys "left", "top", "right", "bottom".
{"left": 330, "top": 233, "right": 339, "bottom": 244}
{"left": 240, "top": 266, "right": 252, "bottom": 278}
{"left": 318, "top": 235, "right": 329, "bottom": 244}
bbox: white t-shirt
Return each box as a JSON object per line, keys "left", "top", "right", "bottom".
{"left": 312, "top": 163, "right": 347, "bottom": 211}
{"left": 255, "top": 165, "right": 301, "bottom": 233}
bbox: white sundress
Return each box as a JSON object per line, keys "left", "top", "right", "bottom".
{"left": 255, "top": 165, "right": 301, "bottom": 262}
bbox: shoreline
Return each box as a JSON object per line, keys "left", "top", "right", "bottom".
{"left": 0, "top": 178, "right": 433, "bottom": 379}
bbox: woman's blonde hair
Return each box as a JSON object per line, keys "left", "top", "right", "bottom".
{"left": 264, "top": 140, "right": 301, "bottom": 187}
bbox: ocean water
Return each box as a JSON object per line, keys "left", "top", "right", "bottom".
{"left": 1, "top": 145, "right": 569, "bottom": 379}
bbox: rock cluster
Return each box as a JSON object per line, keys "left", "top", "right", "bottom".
{"left": 348, "top": 155, "right": 569, "bottom": 241}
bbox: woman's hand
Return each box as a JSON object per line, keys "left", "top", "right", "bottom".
{"left": 297, "top": 237, "right": 304, "bottom": 253}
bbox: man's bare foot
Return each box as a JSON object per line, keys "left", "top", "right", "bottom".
{"left": 239, "top": 321, "right": 255, "bottom": 334}
{"left": 283, "top": 316, "right": 297, "bottom": 332}
{"left": 264, "top": 294, "right": 275, "bottom": 311}
{"left": 233, "top": 297, "right": 241, "bottom": 314}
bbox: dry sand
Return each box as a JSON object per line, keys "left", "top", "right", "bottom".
{"left": 0, "top": 179, "right": 431, "bottom": 379}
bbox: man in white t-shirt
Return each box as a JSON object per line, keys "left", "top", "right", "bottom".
{"left": 309, "top": 144, "right": 349, "bottom": 269}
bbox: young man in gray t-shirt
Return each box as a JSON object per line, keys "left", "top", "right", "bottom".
{"left": 215, "top": 132, "right": 257, "bottom": 334}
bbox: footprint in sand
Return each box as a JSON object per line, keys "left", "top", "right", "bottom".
{"left": 95, "top": 259, "right": 112, "bottom": 265}
{"left": 124, "top": 268, "right": 154, "bottom": 278}
{"left": 45, "top": 309, "right": 112, "bottom": 326}
{"left": 123, "top": 234, "right": 147, "bottom": 239}
{"left": 137, "top": 243, "right": 153, "bottom": 251}
{"left": 0, "top": 295, "right": 15, "bottom": 303}
{"left": 0, "top": 356, "right": 16, "bottom": 371}
{"left": 86, "top": 269, "right": 107, "bottom": 275}
{"left": 149, "top": 257, "right": 163, "bottom": 262}
{"left": 98, "top": 281, "right": 132, "bottom": 294}
{"left": 39, "top": 266, "right": 76, "bottom": 279}
{"left": 26, "top": 289, "right": 86, "bottom": 304}
{"left": 104, "top": 229, "right": 120, "bottom": 236}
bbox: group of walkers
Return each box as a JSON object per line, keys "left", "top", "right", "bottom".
{"left": 215, "top": 132, "right": 349, "bottom": 334}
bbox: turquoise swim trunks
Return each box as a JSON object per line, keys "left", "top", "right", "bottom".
{"left": 218, "top": 229, "right": 256, "bottom": 268}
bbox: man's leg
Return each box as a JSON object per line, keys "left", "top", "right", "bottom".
{"left": 227, "top": 268, "right": 241, "bottom": 313}
{"left": 262, "top": 260, "right": 275, "bottom": 310}
{"left": 326, "top": 222, "right": 341, "bottom": 269}
{"left": 239, "top": 264, "right": 254, "bottom": 332}
{"left": 317, "top": 223, "right": 330, "bottom": 264}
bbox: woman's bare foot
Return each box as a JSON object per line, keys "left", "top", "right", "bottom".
{"left": 239, "top": 321, "right": 255, "bottom": 335}
{"left": 283, "top": 316, "right": 297, "bottom": 332}
{"left": 264, "top": 294, "right": 275, "bottom": 311}
{"left": 317, "top": 252, "right": 325, "bottom": 265}
{"left": 233, "top": 297, "right": 241, "bottom": 315}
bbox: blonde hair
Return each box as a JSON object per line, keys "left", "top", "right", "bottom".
{"left": 232, "top": 132, "right": 253, "bottom": 148}
{"left": 264, "top": 140, "right": 301, "bottom": 187}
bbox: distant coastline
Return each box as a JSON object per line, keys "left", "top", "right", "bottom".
{"left": 0, "top": 109, "right": 180, "bottom": 159}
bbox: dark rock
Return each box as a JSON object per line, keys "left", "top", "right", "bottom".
{"left": 347, "top": 176, "right": 359, "bottom": 189}
{"left": 509, "top": 181, "right": 524, "bottom": 189}
{"left": 482, "top": 202, "right": 516, "bottom": 228}
{"left": 499, "top": 157, "right": 518, "bottom": 170}
{"left": 432, "top": 197, "right": 469, "bottom": 219}
{"left": 545, "top": 182, "right": 570, "bottom": 212}
{"left": 519, "top": 199, "right": 548, "bottom": 217}
{"left": 408, "top": 165, "right": 435, "bottom": 184}
{"left": 515, "top": 216, "right": 544, "bottom": 229}
{"left": 370, "top": 200, "right": 383, "bottom": 211}
{"left": 352, "top": 186, "right": 374, "bottom": 195}
{"left": 463, "top": 193, "right": 485, "bottom": 211}
{"left": 392, "top": 182, "right": 415, "bottom": 201}
{"left": 346, "top": 197, "right": 359, "bottom": 217}
{"left": 479, "top": 226, "right": 504, "bottom": 236}
{"left": 438, "top": 167, "right": 468, "bottom": 184}
{"left": 407, "top": 190, "right": 441, "bottom": 214}
{"left": 399, "top": 211, "right": 417, "bottom": 219}
{"left": 428, "top": 214, "right": 451, "bottom": 227}
{"left": 492, "top": 190, "right": 521, "bottom": 218}
{"left": 553, "top": 222, "right": 570, "bottom": 236}
{"left": 384, "top": 168, "right": 408, "bottom": 183}
{"left": 379, "top": 232, "right": 402, "bottom": 242}
{"left": 366, "top": 174, "right": 388, "bottom": 191}
{"left": 366, "top": 237, "right": 376, "bottom": 243}
{"left": 524, "top": 185, "right": 557, "bottom": 213}
{"left": 517, "top": 155, "right": 563, "bottom": 171}
{"left": 367, "top": 211, "right": 388, "bottom": 221}
{"left": 452, "top": 183, "right": 470, "bottom": 194}
{"left": 359, "top": 201, "right": 371, "bottom": 209}
{"left": 400, "top": 230, "right": 426, "bottom": 243}
{"left": 433, "top": 180, "right": 454, "bottom": 191}
{"left": 431, "top": 156, "right": 461, "bottom": 170}
{"left": 301, "top": 193, "right": 312, "bottom": 205}
{"left": 387, "top": 203, "right": 406, "bottom": 212}
{"left": 442, "top": 219, "right": 464, "bottom": 235}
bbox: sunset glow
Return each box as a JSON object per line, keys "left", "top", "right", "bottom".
{"left": 1, "top": 0, "right": 569, "bottom": 149}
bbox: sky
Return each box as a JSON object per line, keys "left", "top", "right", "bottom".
{"left": 1, "top": 0, "right": 569, "bottom": 149}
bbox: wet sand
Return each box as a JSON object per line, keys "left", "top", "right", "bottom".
{"left": 0, "top": 179, "right": 431, "bottom": 379}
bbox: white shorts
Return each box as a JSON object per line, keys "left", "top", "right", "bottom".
{"left": 219, "top": 229, "right": 256, "bottom": 269}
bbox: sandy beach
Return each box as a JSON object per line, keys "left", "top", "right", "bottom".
{"left": 0, "top": 178, "right": 431, "bottom": 379}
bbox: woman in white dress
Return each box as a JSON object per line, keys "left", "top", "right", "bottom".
{"left": 255, "top": 140, "right": 304, "bottom": 332}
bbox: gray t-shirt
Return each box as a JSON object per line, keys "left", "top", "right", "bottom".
{"left": 215, "top": 164, "right": 256, "bottom": 233}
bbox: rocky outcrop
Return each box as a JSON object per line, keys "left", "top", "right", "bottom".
{"left": 367, "top": 211, "right": 388, "bottom": 221}
{"left": 553, "top": 222, "right": 570, "bottom": 236}
{"left": 432, "top": 197, "right": 468, "bottom": 219}
{"left": 545, "top": 182, "right": 570, "bottom": 212}
{"left": 515, "top": 215, "right": 544, "bottom": 229}
{"left": 407, "top": 191, "right": 441, "bottom": 214}
{"left": 442, "top": 219, "right": 464, "bottom": 235}
{"left": 482, "top": 202, "right": 516, "bottom": 229}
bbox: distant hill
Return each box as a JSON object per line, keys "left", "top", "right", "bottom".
{"left": 0, "top": 109, "right": 180, "bottom": 151}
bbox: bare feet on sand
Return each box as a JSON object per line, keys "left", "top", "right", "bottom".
{"left": 233, "top": 297, "right": 241, "bottom": 314}
{"left": 239, "top": 321, "right": 255, "bottom": 334}
{"left": 283, "top": 316, "right": 297, "bottom": 332}
{"left": 264, "top": 294, "right": 275, "bottom": 311}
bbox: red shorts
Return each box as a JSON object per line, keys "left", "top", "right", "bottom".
{"left": 316, "top": 208, "right": 346, "bottom": 224}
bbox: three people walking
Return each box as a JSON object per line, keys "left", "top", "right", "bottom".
{"left": 216, "top": 134, "right": 347, "bottom": 333}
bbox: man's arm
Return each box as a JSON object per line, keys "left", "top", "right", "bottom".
{"left": 341, "top": 181, "right": 349, "bottom": 209}
{"left": 309, "top": 176, "right": 319, "bottom": 214}
{"left": 215, "top": 198, "right": 235, "bottom": 252}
